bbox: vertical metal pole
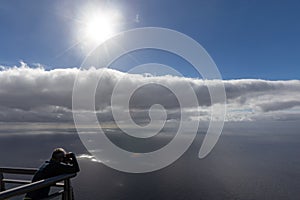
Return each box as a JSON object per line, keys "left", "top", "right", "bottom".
{"left": 0, "top": 172, "right": 5, "bottom": 192}
{"left": 63, "top": 178, "right": 71, "bottom": 200}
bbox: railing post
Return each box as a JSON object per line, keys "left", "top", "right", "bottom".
{"left": 63, "top": 178, "right": 72, "bottom": 200}
{"left": 0, "top": 172, "right": 5, "bottom": 191}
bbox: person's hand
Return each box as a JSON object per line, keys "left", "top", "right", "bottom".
{"left": 68, "top": 152, "right": 75, "bottom": 158}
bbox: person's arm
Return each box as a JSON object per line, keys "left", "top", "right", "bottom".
{"left": 69, "top": 152, "right": 80, "bottom": 173}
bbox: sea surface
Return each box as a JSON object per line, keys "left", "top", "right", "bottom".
{"left": 0, "top": 121, "right": 300, "bottom": 200}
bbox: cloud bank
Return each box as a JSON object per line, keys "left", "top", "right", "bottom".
{"left": 0, "top": 64, "right": 299, "bottom": 123}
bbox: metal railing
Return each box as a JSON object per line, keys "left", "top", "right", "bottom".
{"left": 0, "top": 167, "right": 76, "bottom": 200}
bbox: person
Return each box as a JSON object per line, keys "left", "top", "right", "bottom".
{"left": 24, "top": 148, "right": 80, "bottom": 200}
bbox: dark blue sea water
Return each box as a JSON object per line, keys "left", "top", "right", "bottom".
{"left": 1, "top": 121, "right": 300, "bottom": 200}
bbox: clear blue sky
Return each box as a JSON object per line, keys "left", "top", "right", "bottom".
{"left": 0, "top": 0, "right": 299, "bottom": 80}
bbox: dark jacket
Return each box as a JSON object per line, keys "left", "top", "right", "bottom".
{"left": 25, "top": 154, "right": 80, "bottom": 200}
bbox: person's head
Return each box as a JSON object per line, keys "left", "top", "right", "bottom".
{"left": 51, "top": 148, "right": 67, "bottom": 162}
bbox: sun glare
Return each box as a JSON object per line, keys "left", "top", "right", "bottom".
{"left": 81, "top": 10, "right": 121, "bottom": 45}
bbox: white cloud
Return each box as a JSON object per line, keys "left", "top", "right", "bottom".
{"left": 0, "top": 64, "right": 299, "bottom": 122}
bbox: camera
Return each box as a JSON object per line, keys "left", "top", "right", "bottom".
{"left": 63, "top": 152, "right": 73, "bottom": 163}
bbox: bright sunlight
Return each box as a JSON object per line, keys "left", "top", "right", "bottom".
{"left": 80, "top": 9, "right": 121, "bottom": 45}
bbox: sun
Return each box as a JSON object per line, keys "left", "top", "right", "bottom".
{"left": 80, "top": 10, "right": 121, "bottom": 45}
{"left": 85, "top": 16, "right": 114, "bottom": 43}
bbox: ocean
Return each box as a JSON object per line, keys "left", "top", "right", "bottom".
{"left": 1, "top": 121, "right": 300, "bottom": 200}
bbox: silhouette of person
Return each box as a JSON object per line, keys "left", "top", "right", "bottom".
{"left": 24, "top": 148, "right": 80, "bottom": 200}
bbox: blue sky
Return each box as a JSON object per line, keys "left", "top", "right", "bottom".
{"left": 0, "top": 0, "right": 299, "bottom": 80}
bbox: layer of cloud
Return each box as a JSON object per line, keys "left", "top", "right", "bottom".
{"left": 0, "top": 64, "right": 299, "bottom": 123}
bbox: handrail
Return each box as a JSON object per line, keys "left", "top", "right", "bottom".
{"left": 2, "top": 178, "right": 65, "bottom": 187}
{"left": 0, "top": 167, "right": 37, "bottom": 175}
{"left": 0, "top": 173, "right": 76, "bottom": 199}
